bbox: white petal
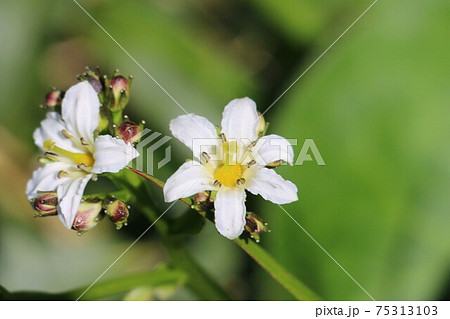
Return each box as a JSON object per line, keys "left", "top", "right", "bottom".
{"left": 33, "top": 112, "right": 81, "bottom": 153}
{"left": 61, "top": 81, "right": 100, "bottom": 145}
{"left": 57, "top": 174, "right": 92, "bottom": 229}
{"left": 170, "top": 114, "right": 220, "bottom": 160}
{"left": 26, "top": 162, "right": 73, "bottom": 199}
{"left": 221, "top": 98, "right": 259, "bottom": 144}
{"left": 251, "top": 134, "right": 294, "bottom": 166}
{"left": 163, "top": 161, "right": 214, "bottom": 202}
{"left": 214, "top": 188, "right": 247, "bottom": 240}
{"left": 91, "top": 135, "right": 140, "bottom": 174}
{"left": 247, "top": 167, "right": 298, "bottom": 204}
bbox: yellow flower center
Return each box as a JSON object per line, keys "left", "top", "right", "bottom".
{"left": 214, "top": 163, "right": 244, "bottom": 187}
{"left": 43, "top": 139, "right": 95, "bottom": 167}
{"left": 213, "top": 140, "right": 245, "bottom": 187}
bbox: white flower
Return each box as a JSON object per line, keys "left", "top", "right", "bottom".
{"left": 26, "top": 81, "right": 139, "bottom": 229}
{"left": 164, "top": 98, "right": 298, "bottom": 239}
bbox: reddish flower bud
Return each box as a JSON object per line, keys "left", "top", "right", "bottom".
{"left": 244, "top": 212, "right": 270, "bottom": 243}
{"left": 43, "top": 89, "right": 63, "bottom": 109}
{"left": 117, "top": 121, "right": 141, "bottom": 144}
{"left": 110, "top": 76, "right": 129, "bottom": 98}
{"left": 72, "top": 201, "right": 103, "bottom": 233}
{"left": 32, "top": 192, "right": 58, "bottom": 217}
{"left": 103, "top": 199, "right": 129, "bottom": 230}
{"left": 106, "top": 74, "right": 132, "bottom": 112}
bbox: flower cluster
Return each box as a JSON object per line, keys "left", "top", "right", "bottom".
{"left": 27, "top": 69, "right": 298, "bottom": 241}
{"left": 27, "top": 69, "right": 140, "bottom": 232}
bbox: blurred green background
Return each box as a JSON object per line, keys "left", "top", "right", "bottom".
{"left": 1, "top": 0, "right": 449, "bottom": 300}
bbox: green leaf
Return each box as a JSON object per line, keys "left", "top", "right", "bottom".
{"left": 259, "top": 0, "right": 450, "bottom": 300}
{"left": 0, "top": 285, "right": 11, "bottom": 301}
{"left": 9, "top": 265, "right": 186, "bottom": 301}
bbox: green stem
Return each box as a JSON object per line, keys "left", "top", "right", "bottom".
{"left": 235, "top": 238, "right": 321, "bottom": 300}
{"left": 128, "top": 168, "right": 322, "bottom": 301}
{"left": 110, "top": 169, "right": 231, "bottom": 300}
{"left": 111, "top": 110, "right": 123, "bottom": 127}
{"left": 139, "top": 205, "right": 231, "bottom": 300}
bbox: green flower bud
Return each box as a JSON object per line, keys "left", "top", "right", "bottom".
{"left": 105, "top": 73, "right": 132, "bottom": 113}
{"left": 32, "top": 192, "right": 58, "bottom": 217}
{"left": 98, "top": 106, "right": 110, "bottom": 133}
{"left": 244, "top": 212, "right": 270, "bottom": 243}
{"left": 72, "top": 200, "right": 103, "bottom": 234}
{"left": 78, "top": 66, "right": 103, "bottom": 93}
{"left": 256, "top": 112, "right": 269, "bottom": 137}
{"left": 103, "top": 198, "right": 129, "bottom": 230}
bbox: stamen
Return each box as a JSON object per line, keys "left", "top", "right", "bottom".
{"left": 80, "top": 137, "right": 89, "bottom": 146}
{"left": 58, "top": 170, "right": 68, "bottom": 179}
{"left": 213, "top": 180, "right": 222, "bottom": 187}
{"left": 236, "top": 178, "right": 246, "bottom": 185}
{"left": 220, "top": 133, "right": 227, "bottom": 143}
{"left": 61, "top": 129, "right": 73, "bottom": 139}
{"left": 43, "top": 139, "right": 95, "bottom": 167}
{"left": 247, "top": 159, "right": 256, "bottom": 167}
{"left": 201, "top": 152, "right": 210, "bottom": 163}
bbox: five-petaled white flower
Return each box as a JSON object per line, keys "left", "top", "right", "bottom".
{"left": 26, "top": 81, "right": 139, "bottom": 229}
{"left": 164, "top": 98, "right": 298, "bottom": 239}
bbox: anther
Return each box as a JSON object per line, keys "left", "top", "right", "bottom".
{"left": 213, "top": 180, "right": 222, "bottom": 187}
{"left": 80, "top": 137, "right": 89, "bottom": 146}
{"left": 77, "top": 163, "right": 88, "bottom": 172}
{"left": 247, "top": 160, "right": 256, "bottom": 167}
{"left": 201, "top": 152, "right": 210, "bottom": 163}
{"left": 61, "top": 129, "right": 72, "bottom": 139}
{"left": 57, "top": 170, "right": 68, "bottom": 179}
{"left": 236, "top": 178, "right": 246, "bottom": 185}
{"left": 220, "top": 133, "right": 227, "bottom": 143}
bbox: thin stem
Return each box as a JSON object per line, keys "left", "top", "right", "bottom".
{"left": 139, "top": 205, "right": 231, "bottom": 300}
{"left": 235, "top": 238, "right": 321, "bottom": 300}
{"left": 128, "top": 168, "right": 322, "bottom": 300}
{"left": 110, "top": 169, "right": 231, "bottom": 300}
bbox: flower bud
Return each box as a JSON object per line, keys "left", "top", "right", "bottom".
{"left": 117, "top": 120, "right": 141, "bottom": 144}
{"left": 72, "top": 200, "right": 103, "bottom": 233}
{"left": 191, "top": 191, "right": 214, "bottom": 213}
{"left": 32, "top": 192, "right": 58, "bottom": 217}
{"left": 103, "top": 198, "right": 129, "bottom": 230}
{"left": 105, "top": 74, "right": 132, "bottom": 112}
{"left": 256, "top": 113, "right": 269, "bottom": 137}
{"left": 78, "top": 66, "right": 103, "bottom": 93}
{"left": 98, "top": 107, "right": 110, "bottom": 133}
{"left": 244, "top": 212, "right": 270, "bottom": 243}
{"left": 43, "top": 89, "right": 63, "bottom": 110}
